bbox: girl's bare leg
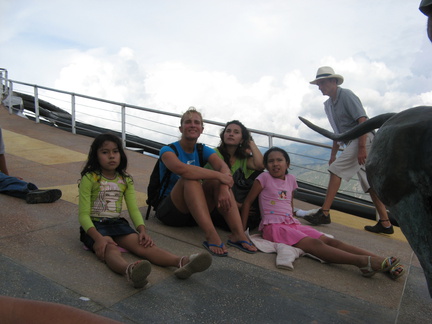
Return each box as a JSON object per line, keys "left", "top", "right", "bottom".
{"left": 170, "top": 178, "right": 227, "bottom": 255}
{"left": 294, "top": 237, "right": 385, "bottom": 270}
{"left": 203, "top": 180, "right": 257, "bottom": 252}
{"left": 115, "top": 233, "right": 212, "bottom": 279}
{"left": 92, "top": 236, "right": 151, "bottom": 288}
{"left": 222, "top": 200, "right": 257, "bottom": 252}
{"left": 103, "top": 242, "right": 130, "bottom": 275}
{"left": 319, "top": 235, "right": 380, "bottom": 257}
{"left": 115, "top": 233, "right": 181, "bottom": 267}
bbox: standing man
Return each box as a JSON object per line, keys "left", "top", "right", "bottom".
{"left": 304, "top": 66, "right": 393, "bottom": 234}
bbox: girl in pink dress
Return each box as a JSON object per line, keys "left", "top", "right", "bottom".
{"left": 241, "top": 147, "right": 404, "bottom": 279}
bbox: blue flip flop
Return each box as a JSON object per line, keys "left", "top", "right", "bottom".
{"left": 202, "top": 241, "right": 228, "bottom": 257}
{"left": 227, "top": 240, "right": 257, "bottom": 254}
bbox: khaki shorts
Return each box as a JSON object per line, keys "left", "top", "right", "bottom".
{"left": 328, "top": 132, "right": 374, "bottom": 193}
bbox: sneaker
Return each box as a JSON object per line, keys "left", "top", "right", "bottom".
{"left": 303, "top": 208, "right": 331, "bottom": 225}
{"left": 25, "top": 189, "right": 62, "bottom": 204}
{"left": 364, "top": 221, "right": 394, "bottom": 234}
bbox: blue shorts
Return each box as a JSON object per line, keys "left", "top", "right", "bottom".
{"left": 80, "top": 218, "right": 136, "bottom": 251}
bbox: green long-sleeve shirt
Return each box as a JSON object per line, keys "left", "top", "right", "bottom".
{"left": 78, "top": 172, "right": 144, "bottom": 232}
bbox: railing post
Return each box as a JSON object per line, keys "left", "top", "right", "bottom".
{"left": 268, "top": 135, "right": 273, "bottom": 148}
{"left": 71, "top": 94, "right": 76, "bottom": 134}
{"left": 0, "top": 68, "right": 7, "bottom": 99}
{"left": 7, "top": 80, "right": 13, "bottom": 114}
{"left": 34, "top": 86, "right": 40, "bottom": 123}
{"left": 121, "top": 104, "right": 126, "bottom": 148}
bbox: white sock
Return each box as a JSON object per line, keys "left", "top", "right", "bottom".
{"left": 295, "top": 209, "right": 319, "bottom": 217}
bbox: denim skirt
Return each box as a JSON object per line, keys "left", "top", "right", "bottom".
{"left": 80, "top": 217, "right": 136, "bottom": 251}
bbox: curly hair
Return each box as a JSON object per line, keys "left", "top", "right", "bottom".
{"left": 217, "top": 120, "right": 252, "bottom": 169}
{"left": 80, "top": 133, "right": 130, "bottom": 180}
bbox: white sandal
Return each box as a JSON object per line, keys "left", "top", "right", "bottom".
{"left": 126, "top": 260, "right": 152, "bottom": 288}
{"left": 360, "top": 256, "right": 376, "bottom": 277}
{"left": 360, "top": 256, "right": 400, "bottom": 278}
{"left": 174, "top": 252, "right": 212, "bottom": 279}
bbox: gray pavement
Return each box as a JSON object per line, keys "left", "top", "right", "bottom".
{"left": 0, "top": 106, "right": 431, "bottom": 323}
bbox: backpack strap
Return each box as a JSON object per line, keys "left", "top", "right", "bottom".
{"left": 145, "top": 144, "right": 178, "bottom": 220}
{"left": 196, "top": 143, "right": 204, "bottom": 167}
{"left": 158, "top": 143, "right": 178, "bottom": 198}
{"left": 146, "top": 143, "right": 203, "bottom": 220}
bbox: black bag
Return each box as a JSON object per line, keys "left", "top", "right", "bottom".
{"left": 212, "top": 168, "right": 262, "bottom": 231}
{"left": 145, "top": 143, "right": 204, "bottom": 219}
{"left": 231, "top": 168, "right": 262, "bottom": 203}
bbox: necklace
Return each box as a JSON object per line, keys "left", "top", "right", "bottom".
{"left": 102, "top": 173, "right": 117, "bottom": 180}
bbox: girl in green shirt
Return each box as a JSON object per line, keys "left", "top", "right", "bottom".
{"left": 79, "top": 134, "right": 211, "bottom": 288}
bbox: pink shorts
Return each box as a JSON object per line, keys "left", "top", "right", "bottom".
{"left": 262, "top": 223, "right": 324, "bottom": 246}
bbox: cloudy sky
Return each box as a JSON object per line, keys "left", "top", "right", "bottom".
{"left": 1, "top": 0, "right": 431, "bottom": 143}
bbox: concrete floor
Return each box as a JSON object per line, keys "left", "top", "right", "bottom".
{"left": 0, "top": 106, "right": 431, "bottom": 323}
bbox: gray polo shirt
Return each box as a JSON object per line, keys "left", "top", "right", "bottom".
{"left": 324, "top": 87, "right": 367, "bottom": 134}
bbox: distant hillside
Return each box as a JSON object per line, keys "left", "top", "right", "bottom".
{"left": 284, "top": 142, "right": 371, "bottom": 201}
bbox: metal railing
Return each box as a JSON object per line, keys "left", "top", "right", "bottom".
{"left": 0, "top": 73, "right": 371, "bottom": 203}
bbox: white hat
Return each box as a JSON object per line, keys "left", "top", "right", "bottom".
{"left": 309, "top": 66, "right": 344, "bottom": 85}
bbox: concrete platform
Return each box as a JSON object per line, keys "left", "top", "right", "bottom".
{"left": 0, "top": 106, "right": 431, "bottom": 323}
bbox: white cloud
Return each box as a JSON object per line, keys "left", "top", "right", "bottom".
{"left": 54, "top": 47, "right": 146, "bottom": 103}
{"left": 1, "top": 0, "right": 430, "bottom": 144}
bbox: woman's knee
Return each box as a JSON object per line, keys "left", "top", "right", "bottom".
{"left": 171, "top": 177, "right": 202, "bottom": 194}
{"left": 183, "top": 178, "right": 203, "bottom": 189}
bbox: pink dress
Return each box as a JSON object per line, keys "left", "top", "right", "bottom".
{"left": 257, "top": 172, "right": 323, "bottom": 246}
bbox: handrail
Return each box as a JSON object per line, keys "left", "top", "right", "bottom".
{"left": 2, "top": 77, "right": 369, "bottom": 202}
{"left": 6, "top": 79, "right": 334, "bottom": 149}
{"left": 7, "top": 79, "right": 336, "bottom": 150}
